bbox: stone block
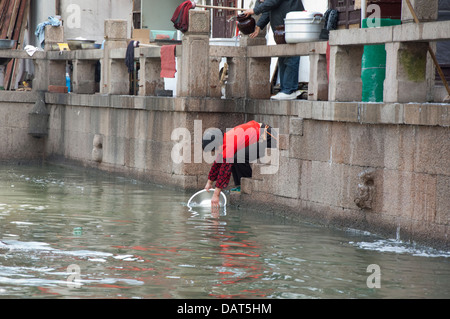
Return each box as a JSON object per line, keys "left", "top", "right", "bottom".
{"left": 247, "top": 57, "right": 271, "bottom": 99}
{"left": 289, "top": 117, "right": 304, "bottom": 136}
{"left": 289, "top": 121, "right": 331, "bottom": 162}
{"left": 187, "top": 10, "right": 210, "bottom": 35}
{"left": 278, "top": 134, "right": 289, "bottom": 150}
{"left": 308, "top": 53, "right": 329, "bottom": 101}
{"left": 401, "top": 0, "right": 438, "bottom": 23}
{"left": 436, "top": 175, "right": 450, "bottom": 225}
{"left": 139, "top": 57, "right": 164, "bottom": 96}
{"left": 48, "top": 60, "right": 66, "bottom": 87}
{"left": 44, "top": 25, "right": 64, "bottom": 50}
{"left": 384, "top": 42, "right": 429, "bottom": 103}
{"left": 104, "top": 19, "right": 128, "bottom": 40}
{"left": 177, "top": 36, "right": 209, "bottom": 97}
{"left": 72, "top": 60, "right": 97, "bottom": 94}
{"left": 240, "top": 177, "right": 253, "bottom": 194}
{"left": 328, "top": 45, "right": 364, "bottom": 102}
{"left": 225, "top": 56, "right": 247, "bottom": 98}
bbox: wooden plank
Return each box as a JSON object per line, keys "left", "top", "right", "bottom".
{"left": 0, "top": 0, "right": 11, "bottom": 32}
{"left": 6, "top": 0, "right": 20, "bottom": 39}
{"left": 4, "top": 0, "right": 26, "bottom": 89}
{"left": 0, "top": 0, "right": 13, "bottom": 38}
{"left": 9, "top": 0, "right": 29, "bottom": 90}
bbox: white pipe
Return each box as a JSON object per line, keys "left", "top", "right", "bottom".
{"left": 361, "top": 0, "right": 367, "bottom": 24}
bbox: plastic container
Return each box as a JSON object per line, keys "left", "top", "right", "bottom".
{"left": 284, "top": 11, "right": 325, "bottom": 43}
{"left": 66, "top": 72, "right": 71, "bottom": 93}
{"left": 361, "top": 18, "right": 401, "bottom": 102}
{"left": 150, "top": 30, "right": 176, "bottom": 41}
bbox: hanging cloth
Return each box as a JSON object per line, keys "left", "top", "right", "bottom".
{"left": 171, "top": 1, "right": 193, "bottom": 33}
{"left": 160, "top": 45, "right": 177, "bottom": 78}
{"left": 125, "top": 41, "right": 140, "bottom": 73}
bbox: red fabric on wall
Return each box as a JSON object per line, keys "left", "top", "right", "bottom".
{"left": 160, "top": 45, "right": 177, "bottom": 78}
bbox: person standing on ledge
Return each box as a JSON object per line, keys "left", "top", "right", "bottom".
{"left": 243, "top": 0, "right": 304, "bottom": 100}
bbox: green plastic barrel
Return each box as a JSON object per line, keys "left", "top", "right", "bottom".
{"left": 361, "top": 18, "right": 401, "bottom": 102}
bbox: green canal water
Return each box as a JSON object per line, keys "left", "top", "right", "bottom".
{"left": 0, "top": 163, "right": 449, "bottom": 299}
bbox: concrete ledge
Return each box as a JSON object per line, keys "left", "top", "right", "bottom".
{"left": 0, "top": 50, "right": 45, "bottom": 60}
{"left": 330, "top": 20, "right": 450, "bottom": 46}
{"left": 0, "top": 91, "right": 39, "bottom": 102}
{"left": 209, "top": 46, "right": 245, "bottom": 58}
{"left": 2, "top": 93, "right": 448, "bottom": 128}
{"left": 247, "top": 41, "right": 328, "bottom": 58}
{"left": 297, "top": 101, "right": 450, "bottom": 127}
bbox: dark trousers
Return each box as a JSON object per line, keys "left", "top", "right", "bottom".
{"left": 231, "top": 138, "right": 273, "bottom": 186}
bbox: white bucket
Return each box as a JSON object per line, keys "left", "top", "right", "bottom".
{"left": 284, "top": 11, "right": 325, "bottom": 43}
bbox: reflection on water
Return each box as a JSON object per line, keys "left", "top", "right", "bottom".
{"left": 0, "top": 163, "right": 449, "bottom": 299}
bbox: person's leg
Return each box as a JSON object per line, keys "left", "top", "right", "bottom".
{"left": 280, "top": 56, "right": 300, "bottom": 94}
{"left": 231, "top": 163, "right": 252, "bottom": 189}
{"left": 278, "top": 57, "right": 288, "bottom": 93}
{"left": 271, "top": 56, "right": 300, "bottom": 100}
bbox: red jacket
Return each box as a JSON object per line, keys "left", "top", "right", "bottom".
{"left": 208, "top": 121, "right": 261, "bottom": 189}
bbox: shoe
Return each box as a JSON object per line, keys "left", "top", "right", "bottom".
{"left": 230, "top": 186, "right": 241, "bottom": 192}
{"left": 270, "top": 92, "right": 298, "bottom": 100}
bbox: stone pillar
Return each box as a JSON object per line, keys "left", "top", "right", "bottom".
{"left": 208, "top": 56, "right": 222, "bottom": 98}
{"left": 401, "top": 0, "right": 439, "bottom": 23}
{"left": 384, "top": 42, "right": 429, "bottom": 103}
{"left": 308, "top": 53, "right": 329, "bottom": 101}
{"left": 240, "top": 30, "right": 271, "bottom": 99}
{"left": 328, "top": 45, "right": 364, "bottom": 102}
{"left": 32, "top": 59, "right": 48, "bottom": 91}
{"left": 400, "top": 0, "right": 439, "bottom": 102}
{"left": 72, "top": 60, "right": 98, "bottom": 94}
{"left": 176, "top": 10, "right": 210, "bottom": 97}
{"left": 44, "top": 25, "right": 63, "bottom": 51}
{"left": 225, "top": 55, "right": 247, "bottom": 98}
{"left": 43, "top": 25, "right": 66, "bottom": 90}
{"left": 100, "top": 19, "right": 129, "bottom": 95}
{"left": 47, "top": 60, "right": 66, "bottom": 87}
{"left": 139, "top": 54, "right": 164, "bottom": 96}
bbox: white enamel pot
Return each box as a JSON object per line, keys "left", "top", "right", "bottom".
{"left": 284, "top": 11, "right": 325, "bottom": 43}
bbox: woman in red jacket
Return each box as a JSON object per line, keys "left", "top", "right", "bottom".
{"left": 202, "top": 121, "right": 276, "bottom": 208}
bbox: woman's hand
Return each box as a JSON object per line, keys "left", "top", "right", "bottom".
{"left": 205, "top": 180, "right": 213, "bottom": 192}
{"left": 211, "top": 188, "right": 222, "bottom": 209}
{"left": 250, "top": 26, "right": 261, "bottom": 38}
{"left": 211, "top": 193, "right": 220, "bottom": 208}
{"left": 242, "top": 9, "right": 254, "bottom": 17}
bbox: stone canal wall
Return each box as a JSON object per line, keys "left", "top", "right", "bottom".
{"left": 0, "top": 91, "right": 449, "bottom": 249}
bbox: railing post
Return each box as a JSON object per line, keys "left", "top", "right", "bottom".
{"left": 384, "top": 42, "right": 429, "bottom": 103}
{"left": 401, "top": 0, "right": 439, "bottom": 23}
{"left": 101, "top": 19, "right": 128, "bottom": 95}
{"left": 240, "top": 31, "right": 271, "bottom": 99}
{"left": 308, "top": 52, "right": 329, "bottom": 101}
{"left": 139, "top": 48, "right": 165, "bottom": 96}
{"left": 72, "top": 59, "right": 98, "bottom": 94}
{"left": 176, "top": 10, "right": 210, "bottom": 97}
{"left": 328, "top": 45, "right": 364, "bottom": 102}
{"left": 43, "top": 25, "right": 66, "bottom": 91}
